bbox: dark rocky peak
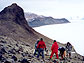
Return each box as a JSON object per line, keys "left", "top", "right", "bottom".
{"left": 0, "top": 3, "right": 27, "bottom": 25}
{"left": 0, "top": 3, "right": 34, "bottom": 32}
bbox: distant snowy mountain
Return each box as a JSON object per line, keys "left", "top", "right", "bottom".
{"left": 34, "top": 20, "right": 84, "bottom": 56}
{"left": 67, "top": 16, "right": 84, "bottom": 20}
{"left": 25, "top": 12, "right": 44, "bottom": 22}
{"left": 25, "top": 13, "right": 70, "bottom": 27}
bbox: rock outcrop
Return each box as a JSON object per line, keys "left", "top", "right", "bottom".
{"left": 0, "top": 3, "right": 39, "bottom": 45}
{"left": 0, "top": 36, "right": 41, "bottom": 63}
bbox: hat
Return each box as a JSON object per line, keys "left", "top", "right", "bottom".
{"left": 54, "top": 40, "right": 56, "bottom": 42}
{"left": 40, "top": 38, "right": 43, "bottom": 41}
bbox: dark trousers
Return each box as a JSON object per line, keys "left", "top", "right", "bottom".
{"left": 34, "top": 49, "right": 38, "bottom": 56}
{"left": 37, "top": 48, "right": 44, "bottom": 59}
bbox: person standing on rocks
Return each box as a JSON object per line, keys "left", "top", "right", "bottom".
{"left": 37, "top": 38, "right": 46, "bottom": 60}
{"left": 34, "top": 39, "right": 39, "bottom": 56}
{"left": 50, "top": 40, "right": 59, "bottom": 60}
{"left": 66, "top": 42, "right": 72, "bottom": 58}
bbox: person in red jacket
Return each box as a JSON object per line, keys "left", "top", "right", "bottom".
{"left": 37, "top": 38, "right": 46, "bottom": 60}
{"left": 50, "top": 40, "right": 59, "bottom": 59}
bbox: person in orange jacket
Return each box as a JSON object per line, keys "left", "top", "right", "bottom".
{"left": 50, "top": 40, "right": 59, "bottom": 59}
{"left": 37, "top": 38, "right": 46, "bottom": 60}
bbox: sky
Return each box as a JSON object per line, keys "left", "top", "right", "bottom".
{"left": 0, "top": 0, "right": 84, "bottom": 19}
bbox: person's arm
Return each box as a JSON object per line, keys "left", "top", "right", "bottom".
{"left": 70, "top": 45, "right": 72, "bottom": 50}
{"left": 44, "top": 42, "right": 46, "bottom": 48}
{"left": 35, "top": 43, "right": 37, "bottom": 49}
{"left": 57, "top": 44, "right": 59, "bottom": 49}
{"left": 51, "top": 44, "right": 53, "bottom": 51}
{"left": 43, "top": 42, "right": 46, "bottom": 51}
{"left": 37, "top": 42, "right": 40, "bottom": 48}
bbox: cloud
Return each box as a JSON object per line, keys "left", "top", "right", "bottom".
{"left": 0, "top": 0, "right": 84, "bottom": 18}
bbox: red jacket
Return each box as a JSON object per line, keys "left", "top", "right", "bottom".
{"left": 37, "top": 40, "right": 46, "bottom": 49}
{"left": 51, "top": 42, "right": 59, "bottom": 52}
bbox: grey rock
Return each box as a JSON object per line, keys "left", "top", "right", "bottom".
{"left": 20, "top": 58, "right": 30, "bottom": 63}
{"left": 11, "top": 55, "right": 17, "bottom": 61}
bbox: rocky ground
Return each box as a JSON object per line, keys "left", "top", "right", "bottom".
{"left": 0, "top": 36, "right": 84, "bottom": 63}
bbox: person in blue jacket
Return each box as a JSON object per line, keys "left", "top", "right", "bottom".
{"left": 34, "top": 39, "right": 39, "bottom": 56}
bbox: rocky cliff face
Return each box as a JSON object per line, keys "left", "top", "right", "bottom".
{"left": 0, "top": 3, "right": 34, "bottom": 33}
{"left": 0, "top": 3, "right": 39, "bottom": 45}
{"left": 0, "top": 3, "right": 56, "bottom": 48}
{"left": 0, "top": 3, "right": 56, "bottom": 46}
{"left": 25, "top": 13, "right": 70, "bottom": 27}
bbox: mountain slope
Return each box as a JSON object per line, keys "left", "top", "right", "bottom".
{"left": 0, "top": 3, "right": 61, "bottom": 49}
{"left": 0, "top": 3, "right": 55, "bottom": 47}
{"left": 0, "top": 3, "right": 38, "bottom": 45}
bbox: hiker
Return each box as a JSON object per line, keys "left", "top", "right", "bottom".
{"left": 58, "top": 47, "right": 66, "bottom": 60}
{"left": 34, "top": 39, "right": 39, "bottom": 56}
{"left": 37, "top": 38, "right": 46, "bottom": 60}
{"left": 50, "top": 40, "right": 59, "bottom": 59}
{"left": 66, "top": 42, "right": 72, "bottom": 58}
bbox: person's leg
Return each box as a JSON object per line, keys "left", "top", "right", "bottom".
{"left": 37, "top": 48, "right": 40, "bottom": 58}
{"left": 50, "top": 51, "right": 54, "bottom": 59}
{"left": 64, "top": 51, "right": 66, "bottom": 58}
{"left": 67, "top": 51, "right": 69, "bottom": 58}
{"left": 61, "top": 51, "right": 66, "bottom": 60}
{"left": 41, "top": 49, "right": 44, "bottom": 59}
{"left": 55, "top": 52, "right": 59, "bottom": 59}
{"left": 66, "top": 50, "right": 69, "bottom": 57}
{"left": 60, "top": 52, "right": 63, "bottom": 59}
{"left": 34, "top": 49, "right": 37, "bottom": 56}
{"left": 69, "top": 52, "right": 71, "bottom": 58}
